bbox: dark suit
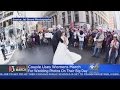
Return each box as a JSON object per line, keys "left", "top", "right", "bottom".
{"left": 52, "top": 29, "right": 63, "bottom": 53}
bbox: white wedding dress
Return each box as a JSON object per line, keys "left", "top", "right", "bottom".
{"left": 53, "top": 36, "right": 81, "bottom": 65}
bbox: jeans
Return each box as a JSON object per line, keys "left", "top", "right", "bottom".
{"left": 108, "top": 50, "right": 118, "bottom": 64}
{"left": 104, "top": 46, "right": 110, "bottom": 63}
{"left": 79, "top": 41, "right": 84, "bottom": 49}
{"left": 93, "top": 46, "right": 101, "bottom": 57}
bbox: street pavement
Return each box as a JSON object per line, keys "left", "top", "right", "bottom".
{"left": 8, "top": 44, "right": 120, "bottom": 64}
{"left": 9, "top": 45, "right": 54, "bottom": 64}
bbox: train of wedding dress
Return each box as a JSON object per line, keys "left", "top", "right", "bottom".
{"left": 53, "top": 41, "right": 81, "bottom": 65}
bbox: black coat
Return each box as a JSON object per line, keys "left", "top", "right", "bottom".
{"left": 52, "top": 30, "right": 63, "bottom": 46}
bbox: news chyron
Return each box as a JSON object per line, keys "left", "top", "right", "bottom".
{"left": 8, "top": 65, "right": 27, "bottom": 73}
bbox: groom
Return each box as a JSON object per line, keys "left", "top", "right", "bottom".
{"left": 52, "top": 25, "right": 63, "bottom": 53}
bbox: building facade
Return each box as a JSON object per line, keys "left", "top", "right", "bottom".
{"left": 108, "top": 11, "right": 115, "bottom": 30}
{"left": 25, "top": 11, "right": 43, "bottom": 33}
{"left": 0, "top": 11, "right": 26, "bottom": 41}
{"left": 42, "top": 11, "right": 109, "bottom": 30}
{"left": 0, "top": 11, "right": 44, "bottom": 40}
{"left": 113, "top": 11, "right": 120, "bottom": 30}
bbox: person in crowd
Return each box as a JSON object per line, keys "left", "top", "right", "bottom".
{"left": 22, "top": 34, "right": 26, "bottom": 48}
{"left": 42, "top": 31, "right": 48, "bottom": 45}
{"left": 25, "top": 33, "right": 28, "bottom": 48}
{"left": 104, "top": 31, "right": 113, "bottom": 63}
{"left": 1, "top": 41, "right": 7, "bottom": 60}
{"left": 65, "top": 27, "right": 70, "bottom": 40}
{"left": 52, "top": 25, "right": 57, "bottom": 35}
{"left": 31, "top": 33, "right": 35, "bottom": 47}
{"left": 27, "top": 35, "right": 32, "bottom": 48}
{"left": 108, "top": 34, "right": 119, "bottom": 64}
{"left": 69, "top": 28, "right": 74, "bottom": 46}
{"left": 10, "top": 40, "right": 14, "bottom": 50}
{"left": 91, "top": 30, "right": 98, "bottom": 50}
{"left": 115, "top": 33, "right": 120, "bottom": 64}
{"left": 45, "top": 31, "right": 52, "bottom": 45}
{"left": 78, "top": 30, "right": 85, "bottom": 50}
{"left": 25, "top": 33, "right": 28, "bottom": 41}
{"left": 73, "top": 30, "right": 79, "bottom": 47}
{"left": 34, "top": 32, "right": 37, "bottom": 45}
{"left": 39, "top": 32, "right": 43, "bottom": 45}
{"left": 101, "top": 32, "right": 107, "bottom": 53}
{"left": 18, "top": 36, "right": 23, "bottom": 50}
{"left": 35, "top": 33, "right": 40, "bottom": 45}
{"left": 92, "top": 29, "right": 104, "bottom": 58}
{"left": 83, "top": 30, "right": 89, "bottom": 49}
{"left": 87, "top": 34, "right": 94, "bottom": 50}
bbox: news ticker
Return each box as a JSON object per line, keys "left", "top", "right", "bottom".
{"left": 0, "top": 64, "right": 120, "bottom": 76}
{"left": 12, "top": 17, "right": 51, "bottom": 21}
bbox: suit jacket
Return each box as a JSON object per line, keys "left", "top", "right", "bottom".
{"left": 52, "top": 29, "right": 63, "bottom": 46}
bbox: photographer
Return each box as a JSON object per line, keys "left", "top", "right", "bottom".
{"left": 92, "top": 29, "right": 104, "bottom": 58}
{"left": 108, "top": 34, "right": 119, "bottom": 64}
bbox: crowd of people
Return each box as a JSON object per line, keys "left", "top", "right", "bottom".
{"left": 16, "top": 30, "right": 53, "bottom": 50}
{"left": 1, "top": 24, "right": 120, "bottom": 64}
{"left": 67, "top": 27, "right": 120, "bottom": 64}
{"left": 46, "top": 24, "right": 120, "bottom": 64}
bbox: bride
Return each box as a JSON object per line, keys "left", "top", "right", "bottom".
{"left": 53, "top": 31, "right": 82, "bottom": 65}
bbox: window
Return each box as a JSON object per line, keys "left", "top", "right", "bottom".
{"left": 54, "top": 15, "right": 57, "bottom": 25}
{"left": 3, "top": 12, "right": 13, "bottom": 18}
{"left": 51, "top": 16, "right": 54, "bottom": 26}
{"left": 67, "top": 11, "right": 71, "bottom": 24}
{"left": 99, "top": 17, "right": 101, "bottom": 24}
{"left": 86, "top": 11, "right": 89, "bottom": 24}
{"left": 10, "top": 12, "right": 13, "bottom": 16}
{"left": 62, "top": 12, "right": 65, "bottom": 26}
{"left": 9, "top": 19, "right": 13, "bottom": 25}
{"left": 103, "top": 19, "right": 105, "bottom": 24}
{"left": 74, "top": 11, "right": 79, "bottom": 23}
{"left": 100, "top": 17, "right": 102, "bottom": 24}
{"left": 101, "top": 18, "right": 103, "bottom": 24}
{"left": 98, "top": 15, "right": 100, "bottom": 25}
{"left": 95, "top": 13, "right": 97, "bottom": 22}
{"left": 91, "top": 11, "right": 94, "bottom": 26}
{"left": 6, "top": 20, "right": 9, "bottom": 26}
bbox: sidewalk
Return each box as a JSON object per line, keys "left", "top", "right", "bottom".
{"left": 0, "top": 46, "right": 16, "bottom": 65}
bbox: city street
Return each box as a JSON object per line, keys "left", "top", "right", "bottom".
{"left": 0, "top": 46, "right": 16, "bottom": 65}
{"left": 8, "top": 44, "right": 120, "bottom": 65}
